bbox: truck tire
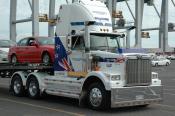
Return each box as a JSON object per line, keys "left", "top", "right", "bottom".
{"left": 11, "top": 75, "right": 24, "bottom": 97}
{"left": 27, "top": 77, "right": 40, "bottom": 99}
{"left": 87, "top": 82, "right": 110, "bottom": 110}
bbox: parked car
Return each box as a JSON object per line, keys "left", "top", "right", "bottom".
{"left": 151, "top": 57, "right": 171, "bottom": 66}
{"left": 8, "top": 37, "right": 54, "bottom": 64}
{"left": 0, "top": 39, "right": 16, "bottom": 63}
{"left": 167, "top": 55, "right": 175, "bottom": 60}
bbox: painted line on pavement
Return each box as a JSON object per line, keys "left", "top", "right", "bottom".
{"left": 0, "top": 97, "right": 84, "bottom": 116}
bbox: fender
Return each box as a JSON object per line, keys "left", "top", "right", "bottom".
{"left": 81, "top": 71, "right": 111, "bottom": 91}
{"left": 27, "top": 72, "right": 51, "bottom": 92}
{"left": 11, "top": 71, "right": 28, "bottom": 87}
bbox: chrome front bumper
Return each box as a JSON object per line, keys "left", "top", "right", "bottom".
{"left": 111, "top": 85, "right": 163, "bottom": 108}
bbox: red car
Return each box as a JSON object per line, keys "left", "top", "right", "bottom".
{"left": 8, "top": 37, "right": 55, "bottom": 64}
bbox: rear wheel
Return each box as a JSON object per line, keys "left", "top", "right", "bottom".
{"left": 11, "top": 75, "right": 24, "bottom": 96}
{"left": 87, "top": 83, "right": 110, "bottom": 110}
{"left": 155, "top": 63, "right": 158, "bottom": 67}
{"left": 42, "top": 53, "right": 51, "bottom": 64}
{"left": 11, "top": 55, "right": 18, "bottom": 63}
{"left": 166, "top": 62, "right": 169, "bottom": 66}
{"left": 27, "top": 77, "right": 40, "bottom": 99}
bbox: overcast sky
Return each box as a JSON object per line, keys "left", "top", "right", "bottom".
{"left": 0, "top": 0, "right": 175, "bottom": 48}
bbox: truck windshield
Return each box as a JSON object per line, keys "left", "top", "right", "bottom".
{"left": 90, "top": 33, "right": 121, "bottom": 51}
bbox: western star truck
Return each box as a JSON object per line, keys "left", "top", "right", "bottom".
{"left": 0, "top": 0, "right": 162, "bottom": 110}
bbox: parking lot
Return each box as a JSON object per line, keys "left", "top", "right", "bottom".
{"left": 0, "top": 62, "right": 175, "bottom": 116}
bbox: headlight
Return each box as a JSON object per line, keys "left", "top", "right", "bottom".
{"left": 152, "top": 73, "right": 158, "bottom": 79}
{"left": 111, "top": 75, "right": 121, "bottom": 81}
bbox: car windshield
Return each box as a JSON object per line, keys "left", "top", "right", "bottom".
{"left": 37, "top": 37, "right": 54, "bottom": 45}
{"left": 90, "top": 33, "right": 122, "bottom": 51}
{"left": 0, "top": 40, "right": 16, "bottom": 48}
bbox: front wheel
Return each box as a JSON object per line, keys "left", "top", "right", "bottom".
{"left": 87, "top": 83, "right": 110, "bottom": 110}
{"left": 166, "top": 62, "right": 169, "bottom": 66}
{"left": 27, "top": 77, "right": 40, "bottom": 99}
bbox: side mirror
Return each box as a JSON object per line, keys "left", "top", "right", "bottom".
{"left": 120, "top": 34, "right": 125, "bottom": 38}
{"left": 67, "top": 36, "right": 72, "bottom": 48}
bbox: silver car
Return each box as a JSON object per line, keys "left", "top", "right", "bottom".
{"left": 0, "top": 39, "right": 16, "bottom": 63}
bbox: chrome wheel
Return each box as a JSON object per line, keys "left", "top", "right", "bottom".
{"left": 88, "top": 83, "right": 110, "bottom": 110}
{"left": 89, "top": 88, "right": 102, "bottom": 107}
{"left": 11, "top": 75, "right": 24, "bottom": 96}
{"left": 13, "top": 78, "right": 21, "bottom": 94}
{"left": 29, "top": 81, "right": 38, "bottom": 97}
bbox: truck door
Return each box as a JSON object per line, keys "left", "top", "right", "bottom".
{"left": 16, "top": 38, "right": 29, "bottom": 62}
{"left": 69, "top": 36, "right": 86, "bottom": 72}
{"left": 27, "top": 38, "right": 40, "bottom": 63}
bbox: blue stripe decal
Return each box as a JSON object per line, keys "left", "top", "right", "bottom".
{"left": 94, "top": 22, "right": 103, "bottom": 26}
{"left": 70, "top": 21, "right": 112, "bottom": 27}
{"left": 71, "top": 22, "right": 85, "bottom": 26}
{"left": 105, "top": 23, "right": 112, "bottom": 26}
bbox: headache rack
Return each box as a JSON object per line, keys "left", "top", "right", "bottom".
{"left": 0, "top": 63, "right": 53, "bottom": 78}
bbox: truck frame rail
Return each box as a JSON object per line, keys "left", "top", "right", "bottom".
{"left": 0, "top": 63, "right": 53, "bottom": 78}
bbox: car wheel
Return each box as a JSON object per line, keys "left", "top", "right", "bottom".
{"left": 11, "top": 55, "right": 18, "bottom": 63}
{"left": 155, "top": 63, "right": 158, "bottom": 67}
{"left": 166, "top": 62, "right": 169, "bottom": 66}
{"left": 87, "top": 83, "right": 110, "bottom": 110}
{"left": 27, "top": 77, "right": 40, "bottom": 99}
{"left": 11, "top": 75, "right": 24, "bottom": 96}
{"left": 42, "top": 53, "right": 51, "bottom": 64}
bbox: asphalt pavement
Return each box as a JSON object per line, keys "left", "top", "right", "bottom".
{"left": 0, "top": 61, "right": 175, "bottom": 116}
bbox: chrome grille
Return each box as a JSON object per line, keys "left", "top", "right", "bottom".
{"left": 126, "top": 58, "right": 152, "bottom": 86}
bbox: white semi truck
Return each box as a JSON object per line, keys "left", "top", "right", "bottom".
{"left": 0, "top": 0, "right": 162, "bottom": 110}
